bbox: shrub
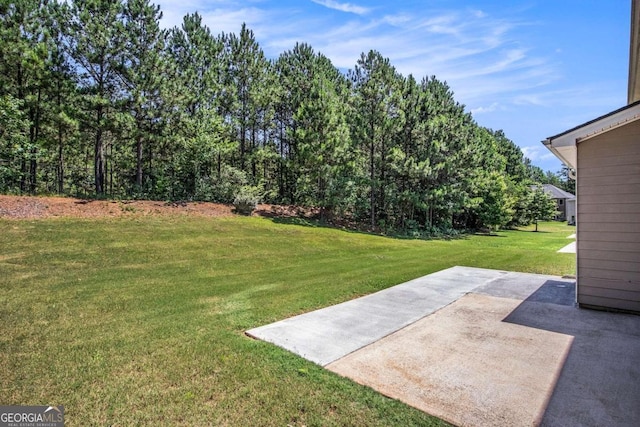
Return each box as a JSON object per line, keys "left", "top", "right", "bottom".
{"left": 233, "top": 185, "right": 261, "bottom": 215}
{"left": 195, "top": 166, "right": 249, "bottom": 204}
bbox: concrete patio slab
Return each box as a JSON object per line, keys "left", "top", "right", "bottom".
{"left": 474, "top": 271, "right": 576, "bottom": 306}
{"left": 327, "top": 292, "right": 574, "bottom": 427}
{"left": 246, "top": 267, "right": 640, "bottom": 426}
{"left": 246, "top": 266, "right": 507, "bottom": 366}
{"left": 504, "top": 298, "right": 640, "bottom": 426}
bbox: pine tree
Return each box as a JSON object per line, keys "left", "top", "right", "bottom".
{"left": 419, "top": 76, "right": 471, "bottom": 229}
{"left": 0, "top": 0, "right": 548, "bottom": 235}
{"left": 47, "top": 1, "right": 80, "bottom": 194}
{"left": 275, "top": 43, "right": 354, "bottom": 210}
{"left": 65, "top": 0, "right": 126, "bottom": 195}
{"left": 227, "top": 23, "right": 270, "bottom": 177}
{"left": 168, "top": 13, "right": 235, "bottom": 200}
{"left": 121, "top": 0, "right": 168, "bottom": 193}
{"left": 294, "top": 57, "right": 352, "bottom": 216}
{"left": 0, "top": 94, "right": 28, "bottom": 191}
{"left": 0, "top": 0, "right": 51, "bottom": 193}
{"left": 274, "top": 43, "right": 318, "bottom": 203}
{"left": 349, "top": 50, "right": 402, "bottom": 228}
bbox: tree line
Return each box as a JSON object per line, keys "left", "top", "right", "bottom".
{"left": 0, "top": 0, "right": 562, "bottom": 233}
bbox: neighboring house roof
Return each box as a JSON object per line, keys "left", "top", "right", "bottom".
{"left": 541, "top": 100, "right": 640, "bottom": 169}
{"left": 531, "top": 184, "right": 575, "bottom": 200}
{"left": 541, "top": 184, "right": 575, "bottom": 200}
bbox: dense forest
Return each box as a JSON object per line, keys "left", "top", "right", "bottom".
{"left": 0, "top": 0, "right": 570, "bottom": 233}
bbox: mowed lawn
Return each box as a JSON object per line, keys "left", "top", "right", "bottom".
{"left": 0, "top": 215, "right": 575, "bottom": 426}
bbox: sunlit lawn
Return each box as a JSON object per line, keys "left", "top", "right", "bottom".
{"left": 0, "top": 215, "right": 574, "bottom": 426}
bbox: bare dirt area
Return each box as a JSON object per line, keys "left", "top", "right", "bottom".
{"left": 0, "top": 194, "right": 305, "bottom": 220}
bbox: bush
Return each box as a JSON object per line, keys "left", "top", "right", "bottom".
{"left": 233, "top": 185, "right": 261, "bottom": 215}
{"left": 195, "top": 166, "right": 249, "bottom": 204}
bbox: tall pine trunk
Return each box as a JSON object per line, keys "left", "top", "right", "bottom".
{"left": 369, "top": 117, "right": 375, "bottom": 229}
{"left": 136, "top": 134, "right": 143, "bottom": 188}
{"left": 95, "top": 104, "right": 105, "bottom": 195}
{"left": 28, "top": 88, "right": 42, "bottom": 193}
{"left": 57, "top": 136, "right": 64, "bottom": 194}
{"left": 56, "top": 82, "right": 65, "bottom": 194}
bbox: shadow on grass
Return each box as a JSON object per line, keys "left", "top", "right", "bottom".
{"left": 268, "top": 216, "right": 377, "bottom": 238}
{"left": 503, "top": 227, "right": 553, "bottom": 234}
{"left": 266, "top": 215, "right": 469, "bottom": 242}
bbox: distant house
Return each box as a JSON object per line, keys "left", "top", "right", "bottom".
{"left": 539, "top": 184, "right": 576, "bottom": 222}
{"left": 541, "top": 0, "right": 640, "bottom": 313}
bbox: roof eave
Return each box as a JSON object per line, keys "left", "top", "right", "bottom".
{"left": 542, "top": 139, "right": 576, "bottom": 169}
{"left": 542, "top": 101, "right": 640, "bottom": 170}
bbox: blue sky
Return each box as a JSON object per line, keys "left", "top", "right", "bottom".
{"left": 155, "top": 0, "right": 631, "bottom": 173}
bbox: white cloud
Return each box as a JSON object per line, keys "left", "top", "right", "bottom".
{"left": 155, "top": 0, "right": 231, "bottom": 29}
{"left": 299, "top": 9, "right": 536, "bottom": 85}
{"left": 513, "top": 83, "right": 624, "bottom": 109}
{"left": 471, "top": 102, "right": 500, "bottom": 115}
{"left": 472, "top": 9, "right": 488, "bottom": 19}
{"left": 416, "top": 14, "right": 462, "bottom": 36}
{"left": 311, "top": 0, "right": 370, "bottom": 15}
{"left": 201, "top": 8, "right": 268, "bottom": 34}
{"left": 522, "top": 145, "right": 556, "bottom": 162}
{"left": 381, "top": 14, "right": 412, "bottom": 27}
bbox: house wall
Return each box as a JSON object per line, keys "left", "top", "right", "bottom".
{"left": 566, "top": 199, "right": 576, "bottom": 224}
{"left": 577, "top": 119, "right": 640, "bottom": 313}
{"left": 556, "top": 199, "right": 567, "bottom": 220}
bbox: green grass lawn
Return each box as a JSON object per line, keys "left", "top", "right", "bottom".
{"left": 0, "top": 215, "right": 575, "bottom": 426}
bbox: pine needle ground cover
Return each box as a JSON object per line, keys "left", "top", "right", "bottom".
{"left": 0, "top": 216, "right": 574, "bottom": 426}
